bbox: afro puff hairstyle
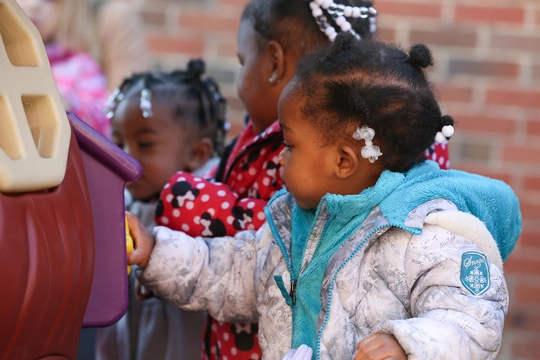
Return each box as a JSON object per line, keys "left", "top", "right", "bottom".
{"left": 291, "top": 33, "right": 455, "bottom": 173}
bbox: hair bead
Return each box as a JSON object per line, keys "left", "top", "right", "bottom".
{"left": 309, "top": 1, "right": 377, "bottom": 41}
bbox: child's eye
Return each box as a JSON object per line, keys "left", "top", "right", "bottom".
{"left": 138, "top": 141, "right": 154, "bottom": 149}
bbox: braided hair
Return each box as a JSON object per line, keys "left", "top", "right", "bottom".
{"left": 293, "top": 33, "right": 455, "bottom": 172}
{"left": 105, "top": 59, "right": 228, "bottom": 156}
{"left": 241, "top": 0, "right": 376, "bottom": 54}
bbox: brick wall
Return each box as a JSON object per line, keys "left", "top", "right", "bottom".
{"left": 134, "top": 0, "right": 540, "bottom": 358}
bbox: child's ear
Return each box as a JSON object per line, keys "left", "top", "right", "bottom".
{"left": 335, "top": 143, "right": 359, "bottom": 179}
{"left": 267, "top": 40, "right": 285, "bottom": 86}
{"left": 186, "top": 137, "right": 213, "bottom": 172}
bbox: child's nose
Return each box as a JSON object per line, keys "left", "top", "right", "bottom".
{"left": 278, "top": 148, "right": 286, "bottom": 165}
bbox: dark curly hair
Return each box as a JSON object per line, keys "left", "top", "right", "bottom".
{"left": 105, "top": 59, "right": 228, "bottom": 156}
{"left": 292, "top": 33, "right": 455, "bottom": 172}
{"left": 241, "top": 0, "right": 375, "bottom": 54}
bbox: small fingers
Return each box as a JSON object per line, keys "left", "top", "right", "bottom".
{"left": 125, "top": 211, "right": 155, "bottom": 268}
{"left": 355, "top": 334, "right": 406, "bottom": 360}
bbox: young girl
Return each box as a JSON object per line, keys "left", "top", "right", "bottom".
{"left": 96, "top": 60, "right": 227, "bottom": 360}
{"left": 16, "top": 0, "right": 110, "bottom": 138}
{"left": 153, "top": 0, "right": 449, "bottom": 358}
{"left": 127, "top": 35, "right": 520, "bottom": 360}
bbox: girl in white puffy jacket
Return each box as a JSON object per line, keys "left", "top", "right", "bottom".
{"left": 127, "top": 35, "right": 521, "bottom": 360}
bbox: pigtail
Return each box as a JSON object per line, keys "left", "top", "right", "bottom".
{"left": 409, "top": 44, "right": 433, "bottom": 68}
{"left": 204, "top": 77, "right": 229, "bottom": 156}
{"left": 174, "top": 59, "right": 229, "bottom": 157}
{"left": 104, "top": 76, "right": 135, "bottom": 119}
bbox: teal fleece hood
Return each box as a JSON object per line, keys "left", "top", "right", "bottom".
{"left": 378, "top": 160, "right": 521, "bottom": 261}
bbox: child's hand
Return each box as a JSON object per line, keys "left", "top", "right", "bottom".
{"left": 354, "top": 334, "right": 407, "bottom": 360}
{"left": 126, "top": 211, "right": 155, "bottom": 269}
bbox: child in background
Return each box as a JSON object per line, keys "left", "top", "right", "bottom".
{"left": 153, "top": 0, "right": 448, "bottom": 358}
{"left": 16, "top": 0, "right": 110, "bottom": 138}
{"left": 96, "top": 60, "right": 227, "bottom": 360}
{"left": 127, "top": 35, "right": 520, "bottom": 360}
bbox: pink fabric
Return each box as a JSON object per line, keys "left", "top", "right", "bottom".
{"left": 46, "top": 43, "right": 110, "bottom": 138}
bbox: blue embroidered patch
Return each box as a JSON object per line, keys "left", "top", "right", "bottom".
{"left": 460, "top": 251, "right": 490, "bottom": 296}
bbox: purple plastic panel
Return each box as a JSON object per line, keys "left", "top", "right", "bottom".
{"left": 67, "top": 112, "right": 141, "bottom": 327}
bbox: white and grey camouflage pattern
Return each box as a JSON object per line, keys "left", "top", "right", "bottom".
{"left": 138, "top": 194, "right": 508, "bottom": 360}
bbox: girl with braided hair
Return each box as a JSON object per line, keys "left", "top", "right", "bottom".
{"left": 127, "top": 35, "right": 520, "bottom": 360}
{"left": 96, "top": 59, "right": 228, "bottom": 360}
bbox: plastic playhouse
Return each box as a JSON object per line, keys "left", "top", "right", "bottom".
{"left": 0, "top": 1, "right": 141, "bottom": 358}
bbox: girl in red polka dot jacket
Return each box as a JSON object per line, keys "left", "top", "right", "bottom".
{"left": 154, "top": 0, "right": 449, "bottom": 359}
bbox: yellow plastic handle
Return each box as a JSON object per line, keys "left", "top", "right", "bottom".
{"left": 125, "top": 216, "right": 133, "bottom": 274}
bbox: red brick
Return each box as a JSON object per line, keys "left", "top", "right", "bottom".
{"left": 409, "top": 28, "right": 477, "bottom": 47}
{"left": 140, "top": 9, "right": 166, "bottom": 26}
{"left": 375, "top": 1, "right": 442, "bottom": 19}
{"left": 179, "top": 12, "right": 240, "bottom": 33}
{"left": 453, "top": 114, "right": 516, "bottom": 134}
{"left": 437, "top": 85, "right": 474, "bottom": 103}
{"left": 491, "top": 34, "right": 540, "bottom": 52}
{"left": 217, "top": 0, "right": 249, "bottom": 6}
{"left": 505, "top": 255, "right": 540, "bottom": 275}
{"left": 527, "top": 119, "right": 540, "bottom": 136}
{"left": 450, "top": 164, "right": 513, "bottom": 184}
{"left": 455, "top": 5, "right": 525, "bottom": 25}
{"left": 524, "top": 176, "right": 540, "bottom": 192}
{"left": 533, "top": 65, "right": 540, "bottom": 82}
{"left": 449, "top": 59, "right": 519, "bottom": 78}
{"left": 516, "top": 284, "right": 540, "bottom": 303}
{"left": 518, "top": 201, "right": 540, "bottom": 220}
{"left": 502, "top": 145, "right": 540, "bottom": 164}
{"left": 512, "top": 337, "right": 540, "bottom": 358}
{"left": 506, "top": 305, "right": 540, "bottom": 332}
{"left": 146, "top": 35, "right": 204, "bottom": 56}
{"left": 520, "top": 231, "right": 540, "bottom": 249}
{"left": 486, "top": 89, "right": 540, "bottom": 109}
{"left": 375, "top": 27, "right": 395, "bottom": 43}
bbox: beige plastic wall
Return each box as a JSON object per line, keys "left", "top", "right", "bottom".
{"left": 0, "top": 0, "right": 70, "bottom": 193}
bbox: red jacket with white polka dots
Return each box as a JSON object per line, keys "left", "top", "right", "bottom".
{"left": 156, "top": 120, "right": 284, "bottom": 238}
{"left": 155, "top": 119, "right": 284, "bottom": 360}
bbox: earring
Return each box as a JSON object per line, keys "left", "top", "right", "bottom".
{"left": 269, "top": 73, "right": 277, "bottom": 83}
{"left": 353, "top": 126, "right": 382, "bottom": 163}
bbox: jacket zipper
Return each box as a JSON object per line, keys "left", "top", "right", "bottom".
{"left": 266, "top": 206, "right": 333, "bottom": 306}
{"left": 314, "top": 223, "right": 415, "bottom": 360}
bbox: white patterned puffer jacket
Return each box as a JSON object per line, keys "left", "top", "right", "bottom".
{"left": 137, "top": 191, "right": 508, "bottom": 360}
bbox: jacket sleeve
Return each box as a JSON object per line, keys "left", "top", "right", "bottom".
{"left": 135, "top": 225, "right": 263, "bottom": 323}
{"left": 373, "top": 224, "right": 508, "bottom": 360}
{"left": 155, "top": 171, "right": 268, "bottom": 238}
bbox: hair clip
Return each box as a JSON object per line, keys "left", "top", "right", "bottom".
{"left": 353, "top": 126, "right": 382, "bottom": 163}
{"left": 434, "top": 125, "right": 455, "bottom": 144}
{"left": 309, "top": 0, "right": 377, "bottom": 42}
{"left": 104, "top": 88, "right": 121, "bottom": 119}
{"left": 140, "top": 88, "right": 153, "bottom": 118}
